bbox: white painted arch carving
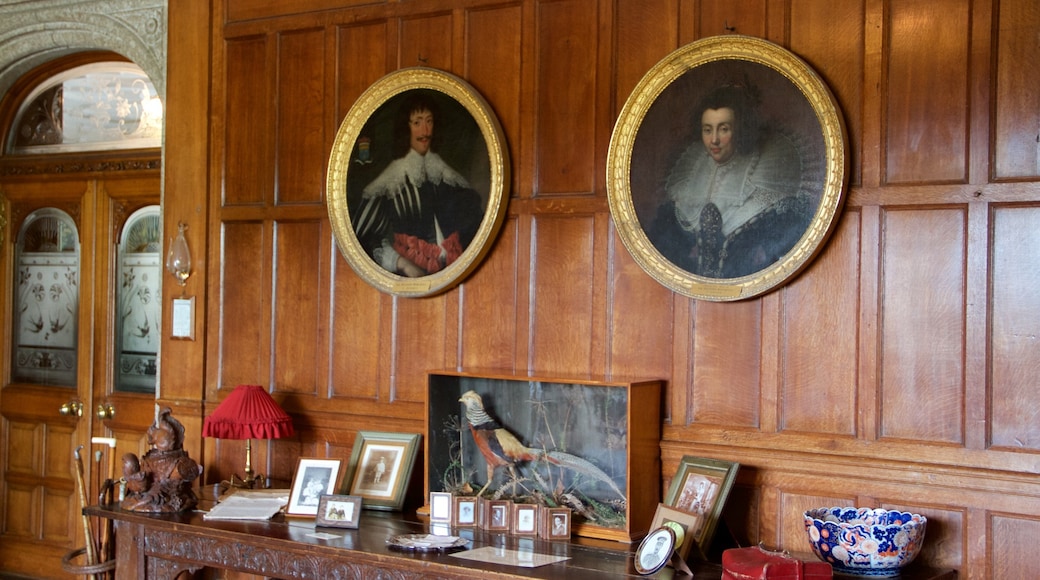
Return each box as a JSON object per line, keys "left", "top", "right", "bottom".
{"left": 0, "top": 0, "right": 167, "bottom": 105}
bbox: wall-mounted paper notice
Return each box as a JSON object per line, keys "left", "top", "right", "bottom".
{"left": 172, "top": 297, "right": 195, "bottom": 340}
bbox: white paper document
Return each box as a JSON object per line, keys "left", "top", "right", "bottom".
{"left": 451, "top": 546, "right": 570, "bottom": 568}
{"left": 202, "top": 492, "right": 289, "bottom": 521}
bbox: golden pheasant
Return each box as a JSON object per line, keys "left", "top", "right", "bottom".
{"left": 458, "top": 390, "right": 624, "bottom": 499}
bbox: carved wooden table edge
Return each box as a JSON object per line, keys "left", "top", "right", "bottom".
{"left": 84, "top": 504, "right": 957, "bottom": 580}
{"left": 83, "top": 503, "right": 691, "bottom": 579}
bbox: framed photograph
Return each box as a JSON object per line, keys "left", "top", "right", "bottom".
{"left": 315, "top": 494, "right": 362, "bottom": 529}
{"left": 650, "top": 503, "right": 701, "bottom": 561}
{"left": 664, "top": 456, "right": 739, "bottom": 559}
{"left": 286, "top": 458, "right": 343, "bottom": 517}
{"left": 326, "top": 67, "right": 510, "bottom": 298}
{"left": 429, "top": 491, "right": 453, "bottom": 524}
{"left": 511, "top": 504, "right": 539, "bottom": 537}
{"left": 607, "top": 35, "right": 847, "bottom": 301}
{"left": 543, "top": 507, "right": 572, "bottom": 540}
{"left": 453, "top": 496, "right": 478, "bottom": 527}
{"left": 484, "top": 499, "right": 511, "bottom": 532}
{"left": 343, "top": 431, "right": 420, "bottom": 511}
{"left": 634, "top": 526, "right": 676, "bottom": 575}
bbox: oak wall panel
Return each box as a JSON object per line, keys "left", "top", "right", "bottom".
{"left": 989, "top": 205, "right": 1040, "bottom": 451}
{"left": 606, "top": 233, "right": 675, "bottom": 380}
{"left": 226, "top": 0, "right": 381, "bottom": 24}
{"left": 529, "top": 214, "right": 596, "bottom": 373}
{"left": 335, "top": 21, "right": 391, "bottom": 122}
{"left": 691, "top": 300, "right": 760, "bottom": 428}
{"left": 884, "top": 0, "right": 970, "bottom": 184}
{"left": 460, "top": 217, "right": 520, "bottom": 370}
{"left": 534, "top": 0, "right": 598, "bottom": 196}
{"left": 224, "top": 36, "right": 272, "bottom": 206}
{"left": 780, "top": 211, "right": 860, "bottom": 436}
{"left": 217, "top": 222, "right": 268, "bottom": 388}
{"left": 273, "top": 220, "right": 325, "bottom": 394}
{"left": 994, "top": 0, "right": 1040, "bottom": 180}
{"left": 879, "top": 207, "right": 965, "bottom": 444}
{"left": 399, "top": 12, "right": 454, "bottom": 71}
{"left": 276, "top": 28, "right": 326, "bottom": 205}
{"left": 789, "top": 0, "right": 864, "bottom": 187}
{"left": 694, "top": 0, "right": 767, "bottom": 40}
{"left": 614, "top": 0, "right": 679, "bottom": 108}
{"left": 990, "top": 513, "right": 1040, "bottom": 578}
{"left": 464, "top": 3, "right": 523, "bottom": 194}
{"left": 330, "top": 254, "right": 384, "bottom": 403}
{"left": 394, "top": 296, "right": 450, "bottom": 403}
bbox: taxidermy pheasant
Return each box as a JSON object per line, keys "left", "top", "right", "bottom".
{"left": 458, "top": 390, "right": 624, "bottom": 499}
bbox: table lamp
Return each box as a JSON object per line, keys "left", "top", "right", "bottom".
{"left": 202, "top": 384, "right": 295, "bottom": 489}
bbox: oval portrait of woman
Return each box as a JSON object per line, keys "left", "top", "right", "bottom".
{"left": 607, "top": 36, "right": 847, "bottom": 301}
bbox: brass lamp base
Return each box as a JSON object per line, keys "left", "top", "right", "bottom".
{"left": 223, "top": 472, "right": 267, "bottom": 489}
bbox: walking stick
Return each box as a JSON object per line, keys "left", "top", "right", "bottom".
{"left": 73, "top": 445, "right": 98, "bottom": 579}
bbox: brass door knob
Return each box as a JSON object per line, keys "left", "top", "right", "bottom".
{"left": 59, "top": 400, "right": 84, "bottom": 417}
{"left": 96, "top": 404, "right": 115, "bottom": 420}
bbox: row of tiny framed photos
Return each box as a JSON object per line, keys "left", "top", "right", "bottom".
{"left": 429, "top": 492, "right": 573, "bottom": 541}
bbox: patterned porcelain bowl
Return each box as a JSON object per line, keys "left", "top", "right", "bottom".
{"left": 804, "top": 507, "right": 927, "bottom": 577}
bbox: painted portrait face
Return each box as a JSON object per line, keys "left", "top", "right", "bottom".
{"left": 701, "top": 107, "right": 736, "bottom": 164}
{"left": 409, "top": 107, "right": 434, "bottom": 154}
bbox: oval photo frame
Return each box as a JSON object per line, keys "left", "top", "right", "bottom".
{"left": 607, "top": 36, "right": 847, "bottom": 301}
{"left": 327, "top": 68, "right": 509, "bottom": 297}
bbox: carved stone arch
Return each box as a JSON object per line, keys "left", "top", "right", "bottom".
{"left": 0, "top": 0, "right": 167, "bottom": 105}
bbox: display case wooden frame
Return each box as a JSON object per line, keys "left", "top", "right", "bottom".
{"left": 425, "top": 369, "right": 662, "bottom": 542}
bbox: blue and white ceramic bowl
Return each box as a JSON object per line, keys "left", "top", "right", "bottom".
{"left": 804, "top": 507, "right": 927, "bottom": 577}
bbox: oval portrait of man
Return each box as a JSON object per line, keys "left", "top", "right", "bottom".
{"left": 327, "top": 68, "right": 509, "bottom": 297}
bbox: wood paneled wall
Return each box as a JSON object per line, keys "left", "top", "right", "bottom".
{"left": 186, "top": 0, "right": 1040, "bottom": 576}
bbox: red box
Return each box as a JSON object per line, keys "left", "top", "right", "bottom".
{"left": 722, "top": 546, "right": 833, "bottom": 580}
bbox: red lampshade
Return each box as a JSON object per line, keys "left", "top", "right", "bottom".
{"left": 203, "top": 385, "right": 295, "bottom": 440}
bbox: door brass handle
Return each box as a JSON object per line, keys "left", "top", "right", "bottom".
{"left": 59, "top": 400, "right": 84, "bottom": 417}
{"left": 96, "top": 404, "right": 115, "bottom": 421}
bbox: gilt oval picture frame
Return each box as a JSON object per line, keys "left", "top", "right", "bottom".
{"left": 327, "top": 67, "right": 509, "bottom": 297}
{"left": 607, "top": 35, "right": 847, "bottom": 301}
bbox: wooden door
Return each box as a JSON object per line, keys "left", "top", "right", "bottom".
{"left": 0, "top": 175, "right": 159, "bottom": 579}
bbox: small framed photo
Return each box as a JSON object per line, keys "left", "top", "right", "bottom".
{"left": 634, "top": 525, "right": 677, "bottom": 575}
{"left": 287, "top": 457, "right": 343, "bottom": 517}
{"left": 484, "top": 499, "right": 511, "bottom": 531}
{"left": 453, "top": 496, "right": 478, "bottom": 527}
{"left": 315, "top": 494, "right": 362, "bottom": 529}
{"left": 542, "top": 507, "right": 571, "bottom": 540}
{"left": 343, "top": 431, "right": 421, "bottom": 511}
{"left": 664, "top": 456, "right": 739, "bottom": 559}
{"left": 650, "top": 503, "right": 701, "bottom": 560}
{"left": 511, "top": 504, "right": 539, "bottom": 536}
{"left": 429, "top": 491, "right": 453, "bottom": 524}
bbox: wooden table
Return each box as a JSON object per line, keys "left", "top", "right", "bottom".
{"left": 84, "top": 503, "right": 957, "bottom": 580}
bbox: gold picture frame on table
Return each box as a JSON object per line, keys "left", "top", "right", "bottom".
{"left": 326, "top": 67, "right": 510, "bottom": 298}
{"left": 663, "top": 456, "right": 739, "bottom": 559}
{"left": 606, "top": 35, "right": 847, "bottom": 301}
{"left": 342, "top": 431, "right": 420, "bottom": 511}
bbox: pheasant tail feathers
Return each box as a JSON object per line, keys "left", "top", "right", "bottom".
{"left": 546, "top": 450, "right": 624, "bottom": 498}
